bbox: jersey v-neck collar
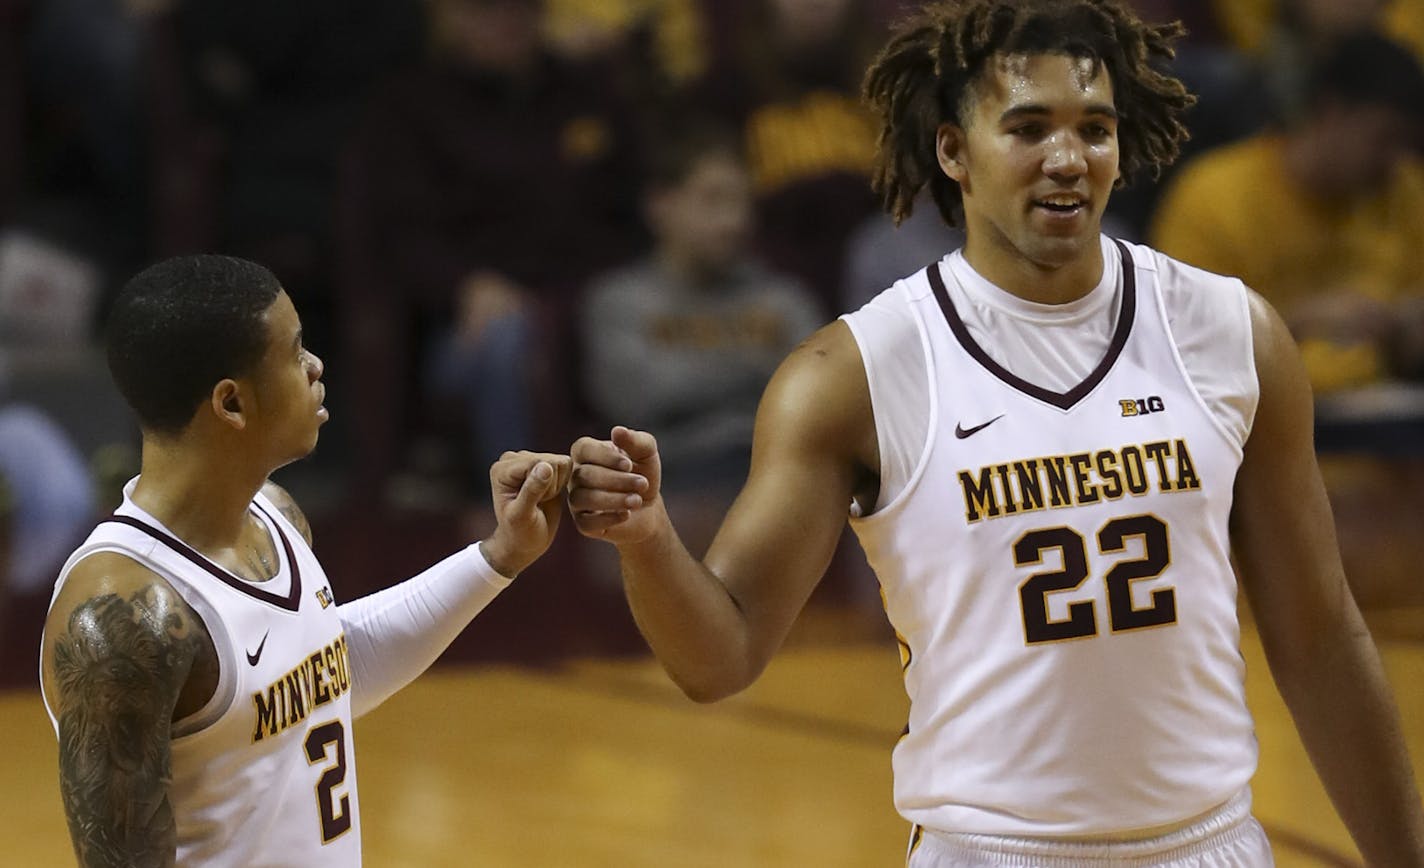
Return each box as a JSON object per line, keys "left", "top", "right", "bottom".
{"left": 928, "top": 239, "right": 1137, "bottom": 411}
{"left": 106, "top": 497, "right": 304, "bottom": 613}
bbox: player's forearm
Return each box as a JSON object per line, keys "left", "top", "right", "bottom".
{"left": 339, "top": 543, "right": 512, "bottom": 717}
{"left": 618, "top": 515, "right": 756, "bottom": 703}
{"left": 62, "top": 791, "right": 177, "bottom": 868}
{"left": 58, "top": 702, "right": 180, "bottom": 867}
{"left": 1269, "top": 608, "right": 1424, "bottom": 865}
{"left": 58, "top": 707, "right": 179, "bottom": 868}
{"left": 60, "top": 725, "right": 177, "bottom": 868}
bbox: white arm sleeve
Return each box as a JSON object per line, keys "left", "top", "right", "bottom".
{"left": 337, "top": 542, "right": 512, "bottom": 718}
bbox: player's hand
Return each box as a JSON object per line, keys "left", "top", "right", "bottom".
{"left": 568, "top": 426, "right": 662, "bottom": 545}
{"left": 481, "top": 451, "right": 573, "bottom": 577}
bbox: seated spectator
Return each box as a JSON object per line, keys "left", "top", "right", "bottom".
{"left": 0, "top": 402, "right": 95, "bottom": 666}
{"left": 1259, "top": 0, "right": 1409, "bottom": 125}
{"left": 1150, "top": 31, "right": 1424, "bottom": 611}
{"left": 580, "top": 119, "right": 822, "bottom": 559}
{"left": 0, "top": 403, "right": 93, "bottom": 594}
{"left": 1105, "top": 1, "right": 1269, "bottom": 238}
{"left": 1151, "top": 31, "right": 1424, "bottom": 394}
{"left": 344, "top": 0, "right": 643, "bottom": 503}
{"left": 698, "top": 0, "right": 885, "bottom": 316}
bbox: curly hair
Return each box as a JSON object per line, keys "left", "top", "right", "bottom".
{"left": 863, "top": 0, "right": 1195, "bottom": 226}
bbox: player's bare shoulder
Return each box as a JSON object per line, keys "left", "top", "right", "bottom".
{"left": 260, "top": 479, "right": 313, "bottom": 546}
{"left": 766, "top": 321, "right": 870, "bottom": 421}
{"left": 43, "top": 552, "right": 215, "bottom": 713}
{"left": 1241, "top": 287, "right": 1309, "bottom": 404}
{"left": 757, "top": 321, "right": 877, "bottom": 473}
{"left": 784, "top": 318, "right": 865, "bottom": 370}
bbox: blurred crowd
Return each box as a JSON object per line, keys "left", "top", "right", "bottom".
{"left": 0, "top": 0, "right": 1422, "bottom": 636}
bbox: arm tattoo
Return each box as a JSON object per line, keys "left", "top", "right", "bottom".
{"left": 51, "top": 586, "right": 205, "bottom": 867}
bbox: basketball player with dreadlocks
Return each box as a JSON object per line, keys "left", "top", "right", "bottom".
{"left": 566, "top": 1, "right": 1424, "bottom": 865}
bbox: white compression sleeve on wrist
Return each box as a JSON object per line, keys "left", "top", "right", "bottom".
{"left": 337, "top": 542, "right": 513, "bottom": 718}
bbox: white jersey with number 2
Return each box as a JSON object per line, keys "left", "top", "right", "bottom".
{"left": 43, "top": 482, "right": 361, "bottom": 866}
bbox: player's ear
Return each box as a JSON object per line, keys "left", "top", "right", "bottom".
{"left": 936, "top": 123, "right": 970, "bottom": 187}
{"left": 211, "top": 379, "right": 248, "bottom": 431}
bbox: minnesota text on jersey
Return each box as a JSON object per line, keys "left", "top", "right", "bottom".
{"left": 252, "top": 635, "right": 352, "bottom": 743}
{"left": 958, "top": 438, "right": 1202, "bottom": 523}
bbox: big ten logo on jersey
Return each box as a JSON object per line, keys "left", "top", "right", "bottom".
{"left": 1120, "top": 396, "right": 1165, "bottom": 417}
{"left": 315, "top": 586, "right": 334, "bottom": 609}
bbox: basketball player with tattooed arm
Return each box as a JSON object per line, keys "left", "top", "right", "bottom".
{"left": 40, "top": 255, "right": 571, "bottom": 867}
{"left": 568, "top": 1, "right": 1424, "bottom": 865}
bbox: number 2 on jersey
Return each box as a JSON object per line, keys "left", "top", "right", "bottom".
{"left": 1015, "top": 514, "right": 1175, "bottom": 644}
{"left": 305, "top": 720, "right": 353, "bottom": 843}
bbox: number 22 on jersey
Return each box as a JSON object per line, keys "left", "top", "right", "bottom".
{"left": 1015, "top": 513, "right": 1176, "bottom": 644}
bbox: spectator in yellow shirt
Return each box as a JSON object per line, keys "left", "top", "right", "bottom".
{"left": 1151, "top": 31, "right": 1424, "bottom": 393}
{"left": 1152, "top": 30, "right": 1424, "bottom": 613}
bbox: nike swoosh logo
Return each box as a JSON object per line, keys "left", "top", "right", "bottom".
{"left": 955, "top": 414, "right": 1004, "bottom": 439}
{"left": 246, "top": 631, "right": 270, "bottom": 666}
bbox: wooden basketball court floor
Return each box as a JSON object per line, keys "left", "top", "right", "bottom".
{"left": 3, "top": 606, "right": 1421, "bottom": 867}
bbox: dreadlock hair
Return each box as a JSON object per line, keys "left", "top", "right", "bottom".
{"left": 863, "top": 0, "right": 1195, "bottom": 227}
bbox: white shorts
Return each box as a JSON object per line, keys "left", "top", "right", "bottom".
{"left": 907, "top": 789, "right": 1273, "bottom": 867}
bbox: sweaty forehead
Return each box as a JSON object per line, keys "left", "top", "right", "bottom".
{"left": 973, "top": 52, "right": 1113, "bottom": 113}
{"left": 998, "top": 52, "right": 1102, "bottom": 87}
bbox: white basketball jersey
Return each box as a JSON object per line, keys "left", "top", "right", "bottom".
{"left": 43, "top": 483, "right": 361, "bottom": 866}
{"left": 844, "top": 240, "right": 1258, "bottom": 837}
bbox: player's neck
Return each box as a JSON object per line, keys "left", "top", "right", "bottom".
{"left": 961, "top": 232, "right": 1105, "bottom": 305}
{"left": 130, "top": 436, "right": 269, "bottom": 549}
